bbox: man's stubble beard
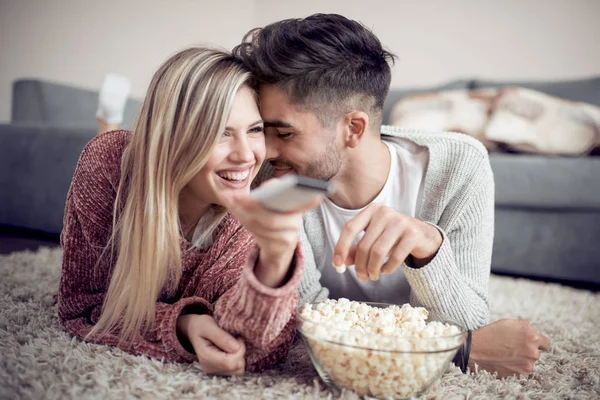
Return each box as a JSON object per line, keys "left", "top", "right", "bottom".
{"left": 304, "top": 132, "right": 343, "bottom": 182}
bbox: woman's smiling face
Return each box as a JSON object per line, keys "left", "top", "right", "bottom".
{"left": 183, "top": 86, "right": 265, "bottom": 210}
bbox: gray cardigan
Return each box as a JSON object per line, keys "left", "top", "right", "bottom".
{"left": 296, "top": 126, "right": 494, "bottom": 330}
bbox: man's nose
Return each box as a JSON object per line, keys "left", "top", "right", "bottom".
{"left": 265, "top": 134, "right": 279, "bottom": 160}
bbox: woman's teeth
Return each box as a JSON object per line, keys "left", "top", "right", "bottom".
{"left": 218, "top": 169, "right": 250, "bottom": 181}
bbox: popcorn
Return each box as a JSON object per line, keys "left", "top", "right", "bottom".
{"left": 298, "top": 299, "right": 464, "bottom": 399}
{"left": 333, "top": 263, "right": 347, "bottom": 274}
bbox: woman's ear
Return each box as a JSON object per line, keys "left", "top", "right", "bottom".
{"left": 343, "top": 111, "right": 369, "bottom": 148}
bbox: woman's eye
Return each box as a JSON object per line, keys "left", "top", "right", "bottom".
{"left": 248, "top": 126, "right": 264, "bottom": 135}
{"left": 222, "top": 131, "right": 231, "bottom": 137}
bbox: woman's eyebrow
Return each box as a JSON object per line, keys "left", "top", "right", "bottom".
{"left": 225, "top": 120, "right": 264, "bottom": 131}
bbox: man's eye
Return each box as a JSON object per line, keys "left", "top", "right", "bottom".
{"left": 277, "top": 132, "right": 293, "bottom": 139}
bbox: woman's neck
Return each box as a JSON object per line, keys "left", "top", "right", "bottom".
{"left": 178, "top": 187, "right": 211, "bottom": 240}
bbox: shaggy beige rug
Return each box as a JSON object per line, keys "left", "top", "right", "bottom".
{"left": 0, "top": 247, "right": 599, "bottom": 400}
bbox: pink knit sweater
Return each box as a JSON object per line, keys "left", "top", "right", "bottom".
{"left": 58, "top": 130, "right": 303, "bottom": 372}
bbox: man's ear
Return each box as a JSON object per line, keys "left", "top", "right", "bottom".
{"left": 343, "top": 111, "right": 369, "bottom": 148}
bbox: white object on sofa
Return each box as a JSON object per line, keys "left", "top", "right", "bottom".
{"left": 485, "top": 88, "right": 600, "bottom": 155}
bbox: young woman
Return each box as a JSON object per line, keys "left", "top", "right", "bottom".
{"left": 58, "top": 47, "right": 318, "bottom": 376}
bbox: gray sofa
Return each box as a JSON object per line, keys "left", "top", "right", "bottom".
{"left": 1, "top": 78, "right": 599, "bottom": 285}
{"left": 384, "top": 77, "right": 600, "bottom": 285}
{"left": 0, "top": 80, "right": 140, "bottom": 235}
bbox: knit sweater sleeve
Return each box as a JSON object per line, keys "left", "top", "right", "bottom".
{"left": 403, "top": 146, "right": 494, "bottom": 330}
{"left": 252, "top": 163, "right": 328, "bottom": 309}
{"left": 296, "top": 221, "right": 330, "bottom": 307}
{"left": 58, "top": 132, "right": 214, "bottom": 363}
{"left": 210, "top": 230, "right": 304, "bottom": 373}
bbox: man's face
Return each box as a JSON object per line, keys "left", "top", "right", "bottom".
{"left": 259, "top": 84, "right": 343, "bottom": 181}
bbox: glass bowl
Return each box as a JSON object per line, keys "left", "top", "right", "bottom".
{"left": 297, "top": 302, "right": 466, "bottom": 400}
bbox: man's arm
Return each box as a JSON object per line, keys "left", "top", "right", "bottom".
{"left": 333, "top": 148, "right": 493, "bottom": 330}
{"left": 403, "top": 164, "right": 494, "bottom": 330}
{"left": 297, "top": 222, "right": 329, "bottom": 307}
{"left": 469, "top": 319, "right": 551, "bottom": 377}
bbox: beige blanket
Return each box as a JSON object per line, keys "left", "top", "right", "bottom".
{"left": 390, "top": 87, "right": 600, "bottom": 156}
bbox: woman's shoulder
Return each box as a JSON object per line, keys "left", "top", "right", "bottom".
{"left": 215, "top": 213, "right": 253, "bottom": 246}
{"left": 80, "top": 130, "right": 132, "bottom": 166}
{"left": 73, "top": 130, "right": 132, "bottom": 187}
{"left": 219, "top": 213, "right": 249, "bottom": 237}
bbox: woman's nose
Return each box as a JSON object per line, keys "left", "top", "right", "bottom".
{"left": 230, "top": 136, "right": 254, "bottom": 162}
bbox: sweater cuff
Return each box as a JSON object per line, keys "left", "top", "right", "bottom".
{"left": 405, "top": 223, "right": 454, "bottom": 269}
{"left": 216, "top": 243, "right": 304, "bottom": 348}
{"left": 244, "top": 243, "right": 304, "bottom": 297}
{"left": 161, "top": 296, "right": 214, "bottom": 363}
{"left": 401, "top": 226, "right": 460, "bottom": 312}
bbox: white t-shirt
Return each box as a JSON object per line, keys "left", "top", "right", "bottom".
{"left": 319, "top": 138, "right": 429, "bottom": 304}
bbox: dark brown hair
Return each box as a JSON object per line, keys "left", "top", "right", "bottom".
{"left": 233, "top": 13, "right": 397, "bottom": 127}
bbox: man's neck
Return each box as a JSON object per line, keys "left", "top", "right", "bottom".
{"left": 329, "top": 136, "right": 391, "bottom": 210}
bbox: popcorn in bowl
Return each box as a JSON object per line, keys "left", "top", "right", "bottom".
{"left": 297, "top": 298, "right": 466, "bottom": 399}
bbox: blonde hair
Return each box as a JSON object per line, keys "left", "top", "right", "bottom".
{"left": 88, "top": 47, "right": 254, "bottom": 343}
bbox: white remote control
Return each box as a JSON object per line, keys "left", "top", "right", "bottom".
{"left": 250, "top": 175, "right": 334, "bottom": 212}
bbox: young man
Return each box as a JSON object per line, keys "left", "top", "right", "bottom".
{"left": 234, "top": 13, "right": 550, "bottom": 378}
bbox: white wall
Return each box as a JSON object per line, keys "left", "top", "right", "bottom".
{"left": 0, "top": 0, "right": 257, "bottom": 122}
{"left": 254, "top": 0, "right": 600, "bottom": 89}
{"left": 1, "top": 0, "right": 599, "bottom": 122}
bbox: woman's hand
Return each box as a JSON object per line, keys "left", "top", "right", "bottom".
{"left": 224, "top": 181, "right": 323, "bottom": 287}
{"left": 176, "top": 314, "right": 246, "bottom": 376}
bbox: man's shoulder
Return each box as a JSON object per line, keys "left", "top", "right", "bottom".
{"left": 381, "top": 125, "right": 489, "bottom": 163}
{"left": 381, "top": 126, "right": 494, "bottom": 202}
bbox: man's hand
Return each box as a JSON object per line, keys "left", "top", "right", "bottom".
{"left": 469, "top": 319, "right": 551, "bottom": 378}
{"left": 176, "top": 314, "right": 246, "bottom": 376}
{"left": 333, "top": 203, "right": 443, "bottom": 281}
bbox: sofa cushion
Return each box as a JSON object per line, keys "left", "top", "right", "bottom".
{"left": 11, "top": 79, "right": 141, "bottom": 129}
{"left": 472, "top": 76, "right": 600, "bottom": 107}
{"left": 490, "top": 153, "right": 600, "bottom": 210}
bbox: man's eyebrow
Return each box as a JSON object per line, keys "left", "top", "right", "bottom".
{"left": 225, "top": 120, "right": 264, "bottom": 131}
{"left": 264, "top": 120, "right": 294, "bottom": 129}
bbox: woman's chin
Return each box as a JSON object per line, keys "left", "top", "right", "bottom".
{"left": 214, "top": 184, "right": 252, "bottom": 209}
